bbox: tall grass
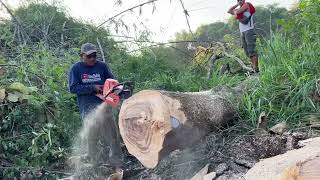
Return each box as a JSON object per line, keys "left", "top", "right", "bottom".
{"left": 240, "top": 33, "right": 320, "bottom": 128}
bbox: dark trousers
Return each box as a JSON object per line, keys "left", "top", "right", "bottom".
{"left": 241, "top": 29, "right": 257, "bottom": 58}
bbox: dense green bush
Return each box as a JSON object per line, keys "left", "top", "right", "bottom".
{"left": 239, "top": 0, "right": 320, "bottom": 127}
{"left": 0, "top": 45, "right": 81, "bottom": 178}
{"left": 240, "top": 34, "right": 320, "bottom": 127}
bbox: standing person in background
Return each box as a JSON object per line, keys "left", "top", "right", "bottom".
{"left": 228, "top": 0, "right": 259, "bottom": 74}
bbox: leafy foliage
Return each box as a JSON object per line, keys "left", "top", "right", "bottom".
{"left": 240, "top": 34, "right": 320, "bottom": 127}
{"left": 0, "top": 47, "right": 81, "bottom": 178}
{"left": 0, "top": 0, "right": 319, "bottom": 179}
{"left": 173, "top": 4, "right": 292, "bottom": 68}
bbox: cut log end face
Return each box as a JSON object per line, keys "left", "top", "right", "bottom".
{"left": 298, "top": 156, "right": 320, "bottom": 180}
{"left": 280, "top": 156, "right": 320, "bottom": 180}
{"left": 119, "top": 90, "right": 187, "bottom": 168}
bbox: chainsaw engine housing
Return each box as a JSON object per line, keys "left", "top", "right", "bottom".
{"left": 96, "top": 79, "right": 134, "bottom": 107}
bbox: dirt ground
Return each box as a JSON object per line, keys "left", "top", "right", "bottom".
{"left": 116, "top": 123, "right": 317, "bottom": 180}
{"left": 67, "top": 122, "right": 319, "bottom": 180}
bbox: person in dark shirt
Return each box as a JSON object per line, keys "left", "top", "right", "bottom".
{"left": 68, "top": 43, "right": 123, "bottom": 169}
{"left": 68, "top": 43, "right": 114, "bottom": 118}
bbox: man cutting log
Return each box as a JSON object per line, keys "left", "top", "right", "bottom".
{"left": 228, "top": 0, "right": 259, "bottom": 74}
{"left": 68, "top": 43, "right": 123, "bottom": 170}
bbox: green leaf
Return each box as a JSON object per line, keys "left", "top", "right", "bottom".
{"left": 28, "top": 87, "right": 38, "bottom": 93}
{"left": 8, "top": 82, "right": 30, "bottom": 95}
{"left": 0, "top": 56, "right": 6, "bottom": 64}
{"left": 19, "top": 94, "right": 31, "bottom": 103}
{"left": 7, "top": 93, "right": 19, "bottom": 103}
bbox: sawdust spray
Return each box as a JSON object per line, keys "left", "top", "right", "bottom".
{"left": 71, "top": 103, "right": 120, "bottom": 175}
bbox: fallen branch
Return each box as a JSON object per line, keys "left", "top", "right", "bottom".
{"left": 100, "top": 36, "right": 252, "bottom": 73}
{"left": 61, "top": 21, "right": 66, "bottom": 45}
{"left": 179, "top": 0, "right": 194, "bottom": 37}
{"left": 223, "top": 52, "right": 253, "bottom": 72}
{"left": 0, "top": 64, "right": 18, "bottom": 67}
{"left": 125, "top": 40, "right": 253, "bottom": 72}
{"left": 216, "top": 42, "right": 253, "bottom": 72}
{"left": 188, "top": 42, "right": 254, "bottom": 72}
{"left": 207, "top": 54, "right": 223, "bottom": 79}
{"left": 97, "top": 0, "right": 160, "bottom": 29}
{"left": 0, "top": 0, "right": 30, "bottom": 44}
{"left": 116, "top": 39, "right": 212, "bottom": 45}
{"left": 96, "top": 37, "right": 106, "bottom": 63}
{"left": 0, "top": 133, "right": 33, "bottom": 141}
{"left": 0, "top": 64, "right": 46, "bottom": 87}
{"left": 0, "top": 166, "right": 72, "bottom": 176}
{"left": 126, "top": 40, "right": 216, "bottom": 53}
{"left": 0, "top": 1, "right": 20, "bottom": 27}
{"left": 191, "top": 164, "right": 216, "bottom": 180}
{"left": 168, "top": 45, "right": 194, "bottom": 58}
{"left": 316, "top": 79, "right": 320, "bottom": 96}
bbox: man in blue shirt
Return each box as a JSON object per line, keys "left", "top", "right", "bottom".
{"left": 68, "top": 43, "right": 123, "bottom": 169}
{"left": 68, "top": 43, "right": 114, "bottom": 118}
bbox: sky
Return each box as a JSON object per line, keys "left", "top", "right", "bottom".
{"left": 1, "top": 0, "right": 297, "bottom": 41}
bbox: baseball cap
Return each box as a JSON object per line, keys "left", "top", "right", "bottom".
{"left": 81, "top": 43, "right": 97, "bottom": 55}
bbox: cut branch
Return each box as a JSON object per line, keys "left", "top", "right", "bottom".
{"left": 97, "top": 0, "right": 160, "bottom": 29}
{"left": 0, "top": 0, "right": 29, "bottom": 44}
{"left": 0, "top": 64, "right": 18, "bottom": 67}
{"left": 96, "top": 37, "right": 106, "bottom": 63}
{"left": 115, "top": 39, "right": 252, "bottom": 72}
{"left": 187, "top": 42, "right": 253, "bottom": 72}
{"left": 0, "top": 64, "right": 46, "bottom": 87}
{"left": 0, "top": 0, "right": 20, "bottom": 26}
{"left": 179, "top": 0, "right": 194, "bottom": 37}
{"left": 224, "top": 52, "right": 253, "bottom": 72}
{"left": 61, "top": 21, "right": 66, "bottom": 45}
{"left": 207, "top": 54, "right": 223, "bottom": 79}
{"left": 216, "top": 42, "right": 253, "bottom": 72}
{"left": 126, "top": 40, "right": 214, "bottom": 53}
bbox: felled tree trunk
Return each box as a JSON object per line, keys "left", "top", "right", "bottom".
{"left": 119, "top": 87, "right": 241, "bottom": 168}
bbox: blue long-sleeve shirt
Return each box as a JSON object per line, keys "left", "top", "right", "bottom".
{"left": 68, "top": 60, "right": 114, "bottom": 118}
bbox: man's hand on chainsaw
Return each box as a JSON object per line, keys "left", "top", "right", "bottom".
{"left": 94, "top": 85, "right": 103, "bottom": 93}
{"left": 95, "top": 79, "right": 134, "bottom": 107}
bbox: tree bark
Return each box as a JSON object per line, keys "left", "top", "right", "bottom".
{"left": 207, "top": 54, "right": 222, "bottom": 79}
{"left": 119, "top": 88, "right": 240, "bottom": 168}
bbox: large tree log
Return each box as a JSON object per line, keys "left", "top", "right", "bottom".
{"left": 119, "top": 88, "right": 240, "bottom": 168}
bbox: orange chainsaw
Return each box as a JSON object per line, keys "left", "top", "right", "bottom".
{"left": 96, "top": 79, "right": 134, "bottom": 107}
